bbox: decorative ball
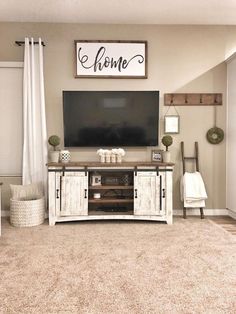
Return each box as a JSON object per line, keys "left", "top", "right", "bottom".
{"left": 48, "top": 135, "right": 60, "bottom": 147}
{"left": 162, "top": 135, "right": 173, "bottom": 147}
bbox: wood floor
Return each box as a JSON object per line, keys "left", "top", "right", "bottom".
{"left": 209, "top": 216, "right": 236, "bottom": 235}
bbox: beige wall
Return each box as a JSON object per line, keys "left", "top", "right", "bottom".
{"left": 1, "top": 22, "right": 236, "bottom": 211}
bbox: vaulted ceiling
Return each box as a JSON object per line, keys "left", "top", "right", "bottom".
{"left": 0, "top": 0, "right": 236, "bottom": 25}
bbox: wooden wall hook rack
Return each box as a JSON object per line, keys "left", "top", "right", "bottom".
{"left": 164, "top": 93, "right": 222, "bottom": 106}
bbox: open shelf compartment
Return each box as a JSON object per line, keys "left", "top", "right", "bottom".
{"left": 88, "top": 170, "right": 134, "bottom": 214}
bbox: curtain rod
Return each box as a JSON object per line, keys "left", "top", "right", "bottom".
{"left": 15, "top": 40, "right": 46, "bottom": 47}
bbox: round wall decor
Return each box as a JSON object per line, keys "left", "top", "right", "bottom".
{"left": 206, "top": 127, "right": 224, "bottom": 144}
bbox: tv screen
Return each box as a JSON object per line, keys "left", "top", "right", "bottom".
{"left": 63, "top": 91, "right": 159, "bottom": 147}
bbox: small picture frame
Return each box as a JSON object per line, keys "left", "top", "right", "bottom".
{"left": 90, "top": 175, "right": 102, "bottom": 186}
{"left": 164, "top": 115, "right": 180, "bottom": 134}
{"left": 151, "top": 150, "right": 163, "bottom": 162}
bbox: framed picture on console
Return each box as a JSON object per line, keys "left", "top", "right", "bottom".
{"left": 74, "top": 40, "right": 147, "bottom": 78}
{"left": 151, "top": 150, "right": 163, "bottom": 162}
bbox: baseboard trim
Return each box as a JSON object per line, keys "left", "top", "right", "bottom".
{"left": 228, "top": 209, "right": 236, "bottom": 220}
{"left": 174, "top": 208, "right": 229, "bottom": 216}
{"left": 1, "top": 209, "right": 235, "bottom": 219}
{"left": 2, "top": 210, "right": 10, "bottom": 217}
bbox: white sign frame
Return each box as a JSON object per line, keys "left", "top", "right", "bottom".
{"left": 164, "top": 115, "right": 180, "bottom": 134}
{"left": 75, "top": 40, "right": 147, "bottom": 79}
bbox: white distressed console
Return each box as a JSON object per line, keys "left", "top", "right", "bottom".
{"left": 47, "top": 162, "right": 174, "bottom": 225}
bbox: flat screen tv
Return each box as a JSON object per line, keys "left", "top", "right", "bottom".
{"left": 63, "top": 91, "right": 159, "bottom": 147}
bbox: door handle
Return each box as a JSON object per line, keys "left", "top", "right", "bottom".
{"left": 84, "top": 189, "right": 87, "bottom": 199}
{"left": 135, "top": 189, "right": 137, "bottom": 198}
{"left": 162, "top": 188, "right": 166, "bottom": 198}
{"left": 56, "top": 189, "right": 60, "bottom": 199}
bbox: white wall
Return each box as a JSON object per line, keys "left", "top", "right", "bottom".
{"left": 226, "top": 53, "right": 236, "bottom": 213}
{"left": 0, "top": 23, "right": 234, "bottom": 212}
{"left": 0, "top": 62, "right": 23, "bottom": 215}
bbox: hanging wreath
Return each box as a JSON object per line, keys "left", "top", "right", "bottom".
{"left": 206, "top": 127, "right": 224, "bottom": 144}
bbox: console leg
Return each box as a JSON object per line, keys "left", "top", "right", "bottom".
{"left": 166, "top": 216, "right": 173, "bottom": 225}
{"left": 49, "top": 219, "right": 56, "bottom": 226}
{"left": 183, "top": 207, "right": 187, "bottom": 219}
{"left": 200, "top": 208, "right": 204, "bottom": 219}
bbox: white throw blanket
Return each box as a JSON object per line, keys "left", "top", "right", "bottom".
{"left": 181, "top": 172, "right": 207, "bottom": 208}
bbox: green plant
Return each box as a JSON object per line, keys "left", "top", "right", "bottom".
{"left": 161, "top": 135, "right": 173, "bottom": 151}
{"left": 48, "top": 135, "right": 60, "bottom": 151}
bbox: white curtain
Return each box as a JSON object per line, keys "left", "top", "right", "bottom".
{"left": 22, "top": 37, "right": 48, "bottom": 194}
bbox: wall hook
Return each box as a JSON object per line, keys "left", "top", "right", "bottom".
{"left": 185, "top": 94, "right": 188, "bottom": 104}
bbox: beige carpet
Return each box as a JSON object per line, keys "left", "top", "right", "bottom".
{"left": 0, "top": 217, "right": 236, "bottom": 314}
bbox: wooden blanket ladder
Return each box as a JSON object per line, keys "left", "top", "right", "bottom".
{"left": 181, "top": 141, "right": 204, "bottom": 219}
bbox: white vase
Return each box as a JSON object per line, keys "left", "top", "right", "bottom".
{"left": 117, "top": 155, "right": 122, "bottom": 163}
{"left": 49, "top": 151, "right": 59, "bottom": 163}
{"left": 100, "top": 155, "right": 105, "bottom": 163}
{"left": 105, "top": 155, "right": 111, "bottom": 163}
{"left": 162, "top": 151, "right": 171, "bottom": 163}
{"left": 59, "top": 150, "right": 71, "bottom": 163}
{"left": 111, "top": 154, "right": 116, "bottom": 163}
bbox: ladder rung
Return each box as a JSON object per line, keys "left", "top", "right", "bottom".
{"left": 183, "top": 157, "right": 197, "bottom": 160}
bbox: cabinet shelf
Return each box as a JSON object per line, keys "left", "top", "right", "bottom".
{"left": 88, "top": 198, "right": 134, "bottom": 203}
{"left": 89, "top": 185, "right": 133, "bottom": 190}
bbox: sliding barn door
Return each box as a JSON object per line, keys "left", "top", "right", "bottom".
{"left": 134, "top": 171, "right": 162, "bottom": 215}
{"left": 60, "top": 172, "right": 88, "bottom": 216}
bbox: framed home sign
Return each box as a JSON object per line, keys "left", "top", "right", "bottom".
{"left": 75, "top": 40, "right": 147, "bottom": 78}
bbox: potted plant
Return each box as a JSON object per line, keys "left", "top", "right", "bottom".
{"left": 48, "top": 135, "right": 60, "bottom": 162}
{"left": 161, "top": 135, "right": 173, "bottom": 162}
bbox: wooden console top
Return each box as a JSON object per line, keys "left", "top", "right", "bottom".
{"left": 47, "top": 161, "right": 174, "bottom": 167}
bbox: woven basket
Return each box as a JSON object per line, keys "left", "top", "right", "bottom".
{"left": 10, "top": 197, "right": 45, "bottom": 227}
